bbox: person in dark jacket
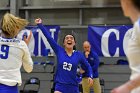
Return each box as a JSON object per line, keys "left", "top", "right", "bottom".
{"left": 81, "top": 41, "right": 101, "bottom": 93}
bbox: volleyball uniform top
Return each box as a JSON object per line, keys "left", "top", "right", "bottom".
{"left": 126, "top": 18, "right": 140, "bottom": 93}
{"left": 82, "top": 50, "right": 100, "bottom": 78}
{"left": 0, "top": 37, "right": 33, "bottom": 86}
{"left": 37, "top": 23, "right": 93, "bottom": 86}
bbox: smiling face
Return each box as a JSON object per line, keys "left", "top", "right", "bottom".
{"left": 63, "top": 35, "right": 76, "bottom": 50}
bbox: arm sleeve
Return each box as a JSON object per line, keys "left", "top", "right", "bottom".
{"left": 137, "top": 26, "right": 140, "bottom": 45}
{"left": 91, "top": 51, "right": 100, "bottom": 71}
{"left": 80, "top": 52, "right": 93, "bottom": 78}
{"left": 22, "top": 41, "right": 33, "bottom": 73}
{"left": 37, "top": 23, "right": 60, "bottom": 54}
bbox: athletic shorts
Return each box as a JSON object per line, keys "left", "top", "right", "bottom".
{"left": 0, "top": 84, "right": 18, "bottom": 93}
{"left": 55, "top": 83, "right": 79, "bottom": 93}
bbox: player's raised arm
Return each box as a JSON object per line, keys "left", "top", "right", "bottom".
{"left": 35, "top": 18, "right": 60, "bottom": 54}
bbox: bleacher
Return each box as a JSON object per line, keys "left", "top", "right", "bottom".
{"left": 99, "top": 65, "right": 131, "bottom": 93}
{"left": 19, "top": 56, "right": 55, "bottom": 93}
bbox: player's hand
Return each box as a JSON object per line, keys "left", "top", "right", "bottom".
{"left": 88, "top": 77, "right": 93, "bottom": 87}
{"left": 23, "top": 30, "right": 32, "bottom": 45}
{"left": 79, "top": 69, "right": 85, "bottom": 74}
{"left": 35, "top": 18, "right": 42, "bottom": 24}
{"left": 85, "top": 51, "right": 90, "bottom": 58}
{"left": 111, "top": 84, "right": 131, "bottom": 93}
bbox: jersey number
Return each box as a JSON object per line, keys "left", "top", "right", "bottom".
{"left": 0, "top": 45, "right": 9, "bottom": 59}
{"left": 63, "top": 62, "right": 72, "bottom": 71}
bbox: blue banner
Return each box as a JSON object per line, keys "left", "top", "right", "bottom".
{"left": 17, "top": 25, "right": 60, "bottom": 56}
{"left": 88, "top": 25, "right": 133, "bottom": 57}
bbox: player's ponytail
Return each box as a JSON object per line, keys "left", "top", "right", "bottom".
{"left": 1, "top": 13, "right": 29, "bottom": 38}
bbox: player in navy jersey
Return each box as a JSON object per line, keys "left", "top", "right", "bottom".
{"left": 35, "top": 18, "right": 93, "bottom": 93}
{"left": 0, "top": 13, "right": 33, "bottom": 93}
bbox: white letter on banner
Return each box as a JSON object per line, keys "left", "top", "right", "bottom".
{"left": 37, "top": 29, "right": 55, "bottom": 56}
{"left": 101, "top": 29, "right": 119, "bottom": 57}
{"left": 50, "top": 29, "right": 56, "bottom": 39}
{"left": 123, "top": 28, "right": 133, "bottom": 55}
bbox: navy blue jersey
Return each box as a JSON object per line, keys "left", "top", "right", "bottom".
{"left": 37, "top": 24, "right": 93, "bottom": 86}
{"left": 82, "top": 50, "right": 100, "bottom": 78}
{"left": 55, "top": 83, "right": 79, "bottom": 93}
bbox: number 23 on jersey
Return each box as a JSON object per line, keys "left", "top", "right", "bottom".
{"left": 63, "top": 62, "right": 72, "bottom": 71}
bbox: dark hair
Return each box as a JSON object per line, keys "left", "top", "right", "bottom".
{"left": 132, "top": 0, "right": 140, "bottom": 11}
{"left": 63, "top": 34, "right": 76, "bottom": 43}
{"left": 63, "top": 34, "right": 76, "bottom": 50}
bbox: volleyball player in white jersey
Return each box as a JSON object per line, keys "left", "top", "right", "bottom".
{"left": 111, "top": 0, "right": 140, "bottom": 93}
{"left": 0, "top": 13, "right": 33, "bottom": 93}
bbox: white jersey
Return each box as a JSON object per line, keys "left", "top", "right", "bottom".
{"left": 0, "top": 37, "right": 33, "bottom": 86}
{"left": 126, "top": 19, "right": 140, "bottom": 93}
